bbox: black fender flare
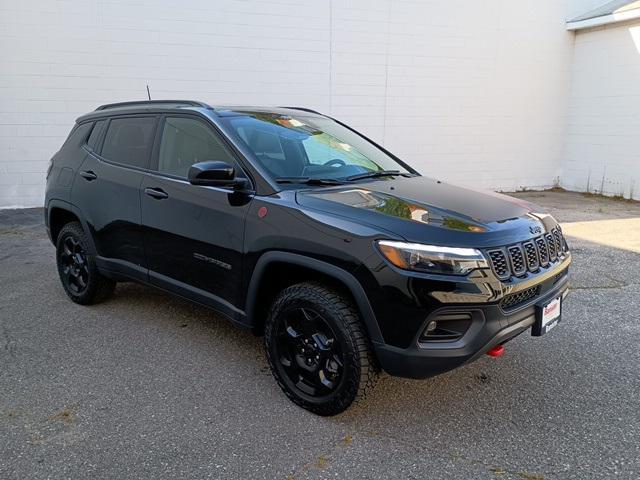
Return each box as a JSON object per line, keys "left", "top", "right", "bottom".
{"left": 46, "top": 198, "right": 98, "bottom": 255}
{"left": 245, "top": 251, "right": 384, "bottom": 344}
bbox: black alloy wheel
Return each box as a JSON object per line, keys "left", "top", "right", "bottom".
{"left": 56, "top": 222, "right": 116, "bottom": 305}
{"left": 275, "top": 306, "right": 345, "bottom": 397}
{"left": 59, "top": 235, "right": 89, "bottom": 295}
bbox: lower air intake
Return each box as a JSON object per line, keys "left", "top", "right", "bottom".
{"left": 501, "top": 285, "right": 541, "bottom": 310}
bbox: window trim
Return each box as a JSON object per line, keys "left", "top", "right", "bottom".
{"left": 149, "top": 113, "right": 254, "bottom": 189}
{"left": 91, "top": 114, "right": 160, "bottom": 172}
{"left": 85, "top": 119, "right": 108, "bottom": 153}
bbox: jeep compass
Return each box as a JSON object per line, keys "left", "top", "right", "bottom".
{"left": 45, "top": 100, "right": 571, "bottom": 415}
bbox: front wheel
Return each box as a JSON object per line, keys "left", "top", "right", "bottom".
{"left": 264, "top": 282, "right": 379, "bottom": 416}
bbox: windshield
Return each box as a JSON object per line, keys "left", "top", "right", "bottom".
{"left": 221, "top": 112, "right": 412, "bottom": 183}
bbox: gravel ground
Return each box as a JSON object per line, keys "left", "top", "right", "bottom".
{"left": 1, "top": 191, "right": 639, "bottom": 479}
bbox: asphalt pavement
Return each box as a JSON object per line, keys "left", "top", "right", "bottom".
{"left": 1, "top": 191, "right": 639, "bottom": 479}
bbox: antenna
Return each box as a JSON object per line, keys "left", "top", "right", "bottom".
{"left": 146, "top": 85, "right": 151, "bottom": 101}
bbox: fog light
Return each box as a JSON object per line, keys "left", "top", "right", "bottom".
{"left": 420, "top": 313, "right": 473, "bottom": 342}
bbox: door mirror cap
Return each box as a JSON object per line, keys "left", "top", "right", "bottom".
{"left": 188, "top": 161, "right": 249, "bottom": 189}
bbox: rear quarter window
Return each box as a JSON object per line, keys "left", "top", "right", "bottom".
{"left": 61, "top": 122, "right": 93, "bottom": 150}
{"left": 101, "top": 116, "right": 156, "bottom": 169}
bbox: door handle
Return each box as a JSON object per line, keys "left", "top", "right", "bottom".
{"left": 144, "top": 187, "right": 169, "bottom": 200}
{"left": 79, "top": 170, "right": 97, "bottom": 181}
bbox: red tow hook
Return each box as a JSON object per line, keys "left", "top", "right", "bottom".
{"left": 486, "top": 345, "right": 505, "bottom": 358}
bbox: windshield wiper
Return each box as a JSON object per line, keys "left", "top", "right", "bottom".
{"left": 345, "top": 170, "right": 410, "bottom": 182}
{"left": 275, "top": 177, "right": 344, "bottom": 186}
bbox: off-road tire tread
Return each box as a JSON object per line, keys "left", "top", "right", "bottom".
{"left": 264, "top": 281, "right": 379, "bottom": 416}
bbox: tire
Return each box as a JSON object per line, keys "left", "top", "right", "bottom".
{"left": 264, "top": 281, "right": 379, "bottom": 416}
{"left": 55, "top": 222, "right": 115, "bottom": 305}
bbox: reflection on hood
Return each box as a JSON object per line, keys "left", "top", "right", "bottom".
{"left": 311, "top": 188, "right": 487, "bottom": 233}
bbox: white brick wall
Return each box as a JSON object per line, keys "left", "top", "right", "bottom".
{"left": 0, "top": 0, "right": 595, "bottom": 207}
{"left": 561, "top": 18, "right": 640, "bottom": 200}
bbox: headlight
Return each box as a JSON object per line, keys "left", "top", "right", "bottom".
{"left": 376, "top": 240, "right": 488, "bottom": 275}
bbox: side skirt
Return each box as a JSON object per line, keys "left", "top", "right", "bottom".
{"left": 95, "top": 256, "right": 251, "bottom": 329}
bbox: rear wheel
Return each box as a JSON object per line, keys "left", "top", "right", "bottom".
{"left": 56, "top": 222, "right": 115, "bottom": 304}
{"left": 264, "top": 282, "right": 378, "bottom": 416}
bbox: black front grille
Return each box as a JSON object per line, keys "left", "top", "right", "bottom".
{"left": 507, "top": 245, "right": 526, "bottom": 276}
{"left": 488, "top": 250, "right": 509, "bottom": 280}
{"left": 501, "top": 285, "right": 541, "bottom": 310}
{"left": 536, "top": 237, "right": 549, "bottom": 266}
{"left": 523, "top": 241, "right": 539, "bottom": 271}
{"left": 546, "top": 233, "right": 557, "bottom": 261}
{"left": 486, "top": 227, "right": 567, "bottom": 281}
{"left": 553, "top": 229, "right": 564, "bottom": 256}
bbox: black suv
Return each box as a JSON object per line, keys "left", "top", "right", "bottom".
{"left": 45, "top": 100, "right": 571, "bottom": 415}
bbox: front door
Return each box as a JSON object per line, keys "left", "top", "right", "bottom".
{"left": 141, "top": 115, "right": 253, "bottom": 316}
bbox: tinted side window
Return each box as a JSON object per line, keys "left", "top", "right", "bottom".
{"left": 157, "top": 117, "right": 236, "bottom": 178}
{"left": 101, "top": 117, "right": 156, "bottom": 168}
{"left": 62, "top": 122, "right": 93, "bottom": 150}
{"left": 87, "top": 120, "right": 107, "bottom": 151}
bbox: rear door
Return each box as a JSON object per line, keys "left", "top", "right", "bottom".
{"left": 140, "top": 114, "right": 253, "bottom": 315}
{"left": 72, "top": 115, "right": 158, "bottom": 280}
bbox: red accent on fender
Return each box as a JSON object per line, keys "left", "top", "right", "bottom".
{"left": 257, "top": 207, "right": 268, "bottom": 218}
{"left": 486, "top": 345, "right": 505, "bottom": 357}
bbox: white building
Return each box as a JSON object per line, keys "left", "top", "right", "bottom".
{"left": 0, "top": 0, "right": 638, "bottom": 207}
{"left": 564, "top": 1, "right": 640, "bottom": 200}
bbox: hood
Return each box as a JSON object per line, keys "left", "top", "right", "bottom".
{"left": 296, "top": 176, "right": 556, "bottom": 248}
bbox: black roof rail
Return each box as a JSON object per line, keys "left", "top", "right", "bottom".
{"left": 278, "top": 106, "right": 324, "bottom": 115}
{"left": 95, "top": 100, "right": 211, "bottom": 111}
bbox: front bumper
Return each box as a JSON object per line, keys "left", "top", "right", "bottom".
{"left": 374, "top": 272, "right": 570, "bottom": 379}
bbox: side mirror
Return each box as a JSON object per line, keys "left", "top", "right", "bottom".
{"left": 188, "top": 161, "right": 249, "bottom": 189}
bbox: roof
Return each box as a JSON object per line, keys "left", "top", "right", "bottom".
{"left": 78, "top": 101, "right": 325, "bottom": 123}
{"left": 567, "top": 0, "right": 640, "bottom": 30}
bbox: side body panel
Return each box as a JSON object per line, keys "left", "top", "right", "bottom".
{"left": 140, "top": 173, "right": 252, "bottom": 314}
